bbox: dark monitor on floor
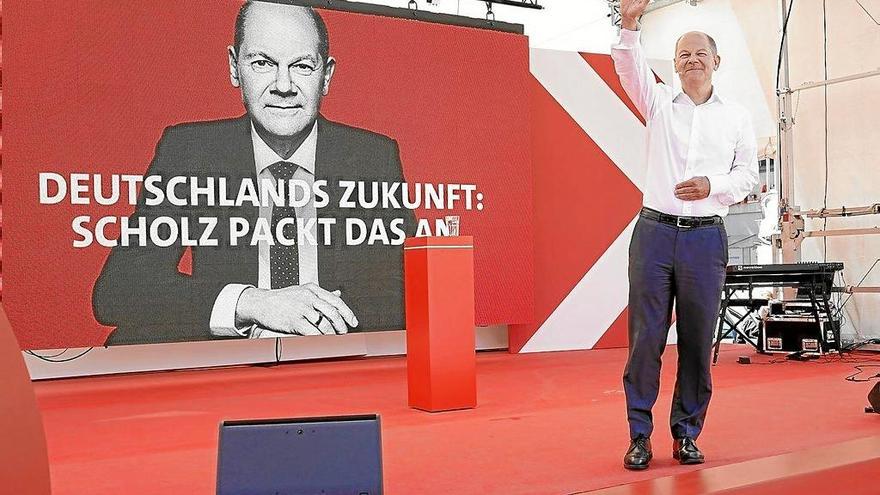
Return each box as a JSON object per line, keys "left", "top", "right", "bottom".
{"left": 217, "top": 414, "right": 383, "bottom": 495}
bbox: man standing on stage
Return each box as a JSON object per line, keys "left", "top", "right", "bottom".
{"left": 612, "top": 0, "right": 759, "bottom": 470}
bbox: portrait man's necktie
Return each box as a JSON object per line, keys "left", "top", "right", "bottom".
{"left": 268, "top": 161, "right": 299, "bottom": 289}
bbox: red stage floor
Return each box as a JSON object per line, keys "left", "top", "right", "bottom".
{"left": 34, "top": 345, "right": 880, "bottom": 494}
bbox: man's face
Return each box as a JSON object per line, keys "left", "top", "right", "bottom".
{"left": 674, "top": 32, "right": 719, "bottom": 87}
{"left": 228, "top": 4, "right": 335, "bottom": 140}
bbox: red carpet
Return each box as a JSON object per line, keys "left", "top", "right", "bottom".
{"left": 588, "top": 435, "right": 880, "bottom": 494}
{"left": 34, "top": 345, "right": 880, "bottom": 494}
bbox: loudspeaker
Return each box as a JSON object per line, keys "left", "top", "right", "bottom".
{"left": 217, "top": 414, "right": 383, "bottom": 495}
{"left": 869, "top": 382, "right": 880, "bottom": 414}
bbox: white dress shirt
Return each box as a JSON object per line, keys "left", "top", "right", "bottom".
{"left": 209, "top": 122, "right": 320, "bottom": 337}
{"left": 611, "top": 29, "right": 759, "bottom": 218}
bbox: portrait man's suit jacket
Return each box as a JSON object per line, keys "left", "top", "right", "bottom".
{"left": 93, "top": 115, "right": 416, "bottom": 345}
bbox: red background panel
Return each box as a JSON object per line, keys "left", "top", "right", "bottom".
{"left": 593, "top": 307, "right": 630, "bottom": 349}
{"left": 3, "top": 0, "right": 533, "bottom": 349}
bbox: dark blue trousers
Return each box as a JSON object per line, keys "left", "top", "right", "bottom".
{"left": 624, "top": 214, "right": 727, "bottom": 440}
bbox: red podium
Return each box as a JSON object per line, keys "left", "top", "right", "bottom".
{"left": 0, "top": 306, "right": 52, "bottom": 495}
{"left": 404, "top": 236, "right": 477, "bottom": 412}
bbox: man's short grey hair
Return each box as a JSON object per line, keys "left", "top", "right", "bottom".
{"left": 233, "top": 0, "right": 330, "bottom": 63}
{"left": 675, "top": 31, "right": 718, "bottom": 56}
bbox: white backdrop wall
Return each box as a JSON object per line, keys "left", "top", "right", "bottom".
{"left": 779, "top": 0, "right": 880, "bottom": 340}
{"left": 637, "top": 0, "right": 879, "bottom": 340}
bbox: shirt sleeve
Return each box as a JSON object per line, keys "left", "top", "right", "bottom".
{"left": 708, "top": 112, "right": 760, "bottom": 206}
{"left": 610, "top": 28, "right": 660, "bottom": 121}
{"left": 209, "top": 283, "right": 254, "bottom": 337}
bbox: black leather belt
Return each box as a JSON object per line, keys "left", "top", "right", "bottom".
{"left": 640, "top": 207, "right": 723, "bottom": 228}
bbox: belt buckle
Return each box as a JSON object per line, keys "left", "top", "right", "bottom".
{"left": 676, "top": 217, "right": 690, "bottom": 229}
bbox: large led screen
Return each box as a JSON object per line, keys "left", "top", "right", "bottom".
{"left": 3, "top": 0, "right": 533, "bottom": 348}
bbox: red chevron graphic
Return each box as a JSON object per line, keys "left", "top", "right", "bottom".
{"left": 580, "top": 53, "right": 665, "bottom": 126}
{"left": 509, "top": 66, "right": 643, "bottom": 353}
{"left": 593, "top": 306, "right": 629, "bottom": 349}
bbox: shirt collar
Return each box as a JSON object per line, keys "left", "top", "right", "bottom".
{"left": 674, "top": 86, "right": 724, "bottom": 106}
{"left": 250, "top": 121, "right": 318, "bottom": 176}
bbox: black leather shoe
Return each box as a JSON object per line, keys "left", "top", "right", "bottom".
{"left": 673, "top": 437, "right": 705, "bottom": 465}
{"left": 623, "top": 435, "right": 652, "bottom": 470}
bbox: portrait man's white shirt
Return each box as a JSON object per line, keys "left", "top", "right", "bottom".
{"left": 209, "top": 121, "right": 320, "bottom": 337}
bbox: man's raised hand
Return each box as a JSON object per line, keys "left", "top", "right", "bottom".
{"left": 620, "top": 0, "right": 650, "bottom": 30}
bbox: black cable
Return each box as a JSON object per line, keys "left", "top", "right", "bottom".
{"left": 838, "top": 258, "right": 880, "bottom": 318}
{"left": 26, "top": 348, "right": 94, "bottom": 363}
{"left": 855, "top": 0, "right": 880, "bottom": 25}
{"left": 840, "top": 284, "right": 847, "bottom": 329}
{"left": 729, "top": 233, "right": 759, "bottom": 248}
{"left": 845, "top": 365, "right": 880, "bottom": 382}
{"left": 776, "top": 0, "right": 796, "bottom": 92}
{"left": 843, "top": 339, "right": 880, "bottom": 353}
{"left": 769, "top": 2, "right": 801, "bottom": 263}
{"left": 742, "top": 333, "right": 880, "bottom": 366}
{"left": 747, "top": 356, "right": 792, "bottom": 365}
{"left": 822, "top": 0, "right": 829, "bottom": 262}
{"left": 835, "top": 270, "right": 848, "bottom": 332}
{"left": 30, "top": 349, "right": 71, "bottom": 359}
